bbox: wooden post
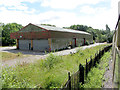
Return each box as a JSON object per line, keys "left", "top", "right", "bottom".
{"left": 68, "top": 72, "right": 71, "bottom": 90}
{"left": 79, "top": 64, "right": 84, "bottom": 84}
{"left": 86, "top": 59, "right": 88, "bottom": 77}
{"left": 16, "top": 39, "right": 19, "bottom": 49}
{"left": 98, "top": 50, "right": 100, "bottom": 59}
{"left": 117, "top": 21, "right": 120, "bottom": 48}
{"left": 48, "top": 38, "right": 51, "bottom": 52}
{"left": 31, "top": 39, "right": 33, "bottom": 50}
{"left": 90, "top": 56, "right": 92, "bottom": 67}
{"left": 99, "top": 49, "right": 101, "bottom": 59}
{"left": 94, "top": 54, "right": 96, "bottom": 66}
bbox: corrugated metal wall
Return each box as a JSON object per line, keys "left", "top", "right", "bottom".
{"left": 19, "top": 40, "right": 31, "bottom": 50}
{"left": 33, "top": 39, "right": 49, "bottom": 51}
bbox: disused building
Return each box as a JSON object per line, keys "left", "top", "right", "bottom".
{"left": 10, "top": 23, "right": 93, "bottom": 52}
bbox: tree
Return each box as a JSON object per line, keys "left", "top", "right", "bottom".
{"left": 2, "top": 23, "right": 23, "bottom": 46}
{"left": 105, "top": 24, "right": 113, "bottom": 43}
{"left": 106, "top": 24, "right": 110, "bottom": 33}
{"left": 0, "top": 23, "right": 4, "bottom": 46}
{"left": 67, "top": 24, "right": 114, "bottom": 43}
{"left": 41, "top": 24, "right": 56, "bottom": 27}
{"left": 87, "top": 28, "right": 97, "bottom": 40}
{"left": 69, "top": 24, "right": 89, "bottom": 32}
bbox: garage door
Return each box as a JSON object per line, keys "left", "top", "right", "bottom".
{"left": 33, "top": 39, "right": 49, "bottom": 51}
{"left": 19, "top": 40, "right": 31, "bottom": 50}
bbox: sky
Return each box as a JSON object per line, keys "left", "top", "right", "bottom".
{"left": 0, "top": 0, "right": 120, "bottom": 30}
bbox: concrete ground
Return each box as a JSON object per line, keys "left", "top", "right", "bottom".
{"left": 1, "top": 43, "right": 105, "bottom": 67}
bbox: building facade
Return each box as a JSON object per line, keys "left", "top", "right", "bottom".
{"left": 10, "top": 23, "right": 93, "bottom": 52}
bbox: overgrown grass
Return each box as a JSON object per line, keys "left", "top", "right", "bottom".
{"left": 2, "top": 44, "right": 110, "bottom": 88}
{"left": 1, "top": 52, "right": 23, "bottom": 62}
{"left": 82, "top": 49, "right": 111, "bottom": 88}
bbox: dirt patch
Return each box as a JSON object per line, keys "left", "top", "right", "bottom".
{"left": 103, "top": 55, "right": 113, "bottom": 88}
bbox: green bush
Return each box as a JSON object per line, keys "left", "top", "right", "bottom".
{"left": 93, "top": 40, "right": 95, "bottom": 44}
{"left": 42, "top": 53, "right": 62, "bottom": 69}
{"left": 85, "top": 40, "right": 90, "bottom": 45}
{"left": 2, "top": 44, "right": 110, "bottom": 88}
{"left": 17, "top": 52, "right": 22, "bottom": 56}
{"left": 2, "top": 67, "right": 33, "bottom": 88}
{"left": 82, "top": 50, "right": 111, "bottom": 88}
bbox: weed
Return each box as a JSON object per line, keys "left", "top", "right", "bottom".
{"left": 42, "top": 53, "right": 63, "bottom": 69}
{"left": 17, "top": 52, "right": 22, "bottom": 57}
{"left": 82, "top": 50, "right": 111, "bottom": 88}
{"left": 2, "top": 44, "right": 110, "bottom": 88}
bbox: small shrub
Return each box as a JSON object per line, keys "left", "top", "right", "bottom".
{"left": 42, "top": 53, "right": 62, "bottom": 69}
{"left": 2, "top": 67, "right": 32, "bottom": 88}
{"left": 43, "top": 74, "right": 60, "bottom": 88}
{"left": 85, "top": 40, "right": 90, "bottom": 45}
{"left": 17, "top": 52, "right": 22, "bottom": 57}
{"left": 93, "top": 40, "right": 95, "bottom": 44}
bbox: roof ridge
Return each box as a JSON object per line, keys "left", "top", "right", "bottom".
{"left": 35, "top": 24, "right": 90, "bottom": 35}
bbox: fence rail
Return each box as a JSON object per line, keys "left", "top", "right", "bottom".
{"left": 62, "top": 45, "right": 112, "bottom": 89}
{"left": 112, "top": 46, "right": 120, "bottom": 88}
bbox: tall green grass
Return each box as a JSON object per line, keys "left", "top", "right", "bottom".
{"left": 2, "top": 52, "right": 23, "bottom": 62}
{"left": 82, "top": 49, "right": 111, "bottom": 88}
{"left": 2, "top": 44, "right": 109, "bottom": 88}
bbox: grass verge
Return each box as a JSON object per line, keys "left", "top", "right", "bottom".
{"left": 2, "top": 44, "right": 110, "bottom": 88}
{"left": 1, "top": 52, "right": 24, "bottom": 62}
{"left": 81, "top": 49, "right": 111, "bottom": 88}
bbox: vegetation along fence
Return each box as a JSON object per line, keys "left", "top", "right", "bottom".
{"left": 62, "top": 45, "right": 112, "bottom": 89}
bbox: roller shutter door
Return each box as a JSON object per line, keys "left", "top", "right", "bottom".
{"left": 33, "top": 39, "right": 49, "bottom": 51}
{"left": 19, "top": 40, "right": 31, "bottom": 50}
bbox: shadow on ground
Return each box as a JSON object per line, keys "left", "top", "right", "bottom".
{"left": 2, "top": 49, "right": 47, "bottom": 55}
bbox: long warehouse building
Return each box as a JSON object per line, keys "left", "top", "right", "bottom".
{"left": 10, "top": 23, "right": 93, "bottom": 52}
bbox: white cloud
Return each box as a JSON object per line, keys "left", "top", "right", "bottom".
{"left": 80, "top": 6, "right": 107, "bottom": 15}
{"left": 0, "top": 0, "right": 40, "bottom": 11}
{"left": 0, "top": 7, "right": 117, "bottom": 30}
{"left": 41, "top": 0, "right": 105, "bottom": 9}
{"left": 0, "top": 0, "right": 39, "bottom": 6}
{"left": 0, "top": 0, "right": 119, "bottom": 30}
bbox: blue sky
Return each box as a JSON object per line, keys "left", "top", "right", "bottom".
{"left": 0, "top": 0, "right": 119, "bottom": 30}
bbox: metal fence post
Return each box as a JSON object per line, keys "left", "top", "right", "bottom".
{"left": 79, "top": 64, "right": 84, "bottom": 84}
{"left": 68, "top": 72, "right": 71, "bottom": 90}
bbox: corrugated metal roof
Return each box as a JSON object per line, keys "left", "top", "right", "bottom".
{"left": 36, "top": 24, "right": 91, "bottom": 35}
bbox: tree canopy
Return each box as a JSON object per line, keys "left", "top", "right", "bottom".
{"left": 41, "top": 24, "right": 56, "bottom": 27}
{"left": 2, "top": 23, "right": 23, "bottom": 46}
{"left": 65, "top": 24, "right": 114, "bottom": 43}
{"left": 1, "top": 23, "right": 114, "bottom": 46}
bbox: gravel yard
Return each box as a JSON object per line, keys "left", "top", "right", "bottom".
{"left": 1, "top": 43, "right": 105, "bottom": 67}
{"left": 103, "top": 57, "right": 113, "bottom": 88}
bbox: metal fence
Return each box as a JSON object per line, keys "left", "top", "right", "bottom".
{"left": 62, "top": 45, "right": 112, "bottom": 89}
